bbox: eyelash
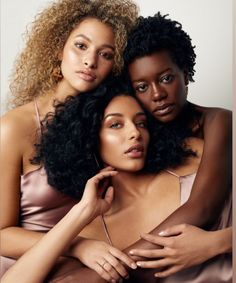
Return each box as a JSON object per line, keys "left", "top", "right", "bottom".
{"left": 74, "top": 42, "right": 113, "bottom": 60}
{"left": 109, "top": 121, "right": 147, "bottom": 129}
{"left": 74, "top": 42, "right": 87, "bottom": 50}
{"left": 135, "top": 74, "right": 175, "bottom": 93}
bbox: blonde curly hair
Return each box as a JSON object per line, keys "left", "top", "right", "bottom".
{"left": 9, "top": 0, "right": 139, "bottom": 107}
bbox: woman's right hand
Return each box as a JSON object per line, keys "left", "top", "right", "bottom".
{"left": 70, "top": 238, "right": 137, "bottom": 283}
{"left": 80, "top": 166, "right": 118, "bottom": 222}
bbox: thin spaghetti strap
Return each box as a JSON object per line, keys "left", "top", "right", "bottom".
{"left": 34, "top": 99, "right": 42, "bottom": 134}
{"left": 165, "top": 169, "right": 180, "bottom": 178}
{"left": 101, "top": 215, "right": 113, "bottom": 246}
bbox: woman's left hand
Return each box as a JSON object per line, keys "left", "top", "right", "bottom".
{"left": 80, "top": 166, "right": 117, "bottom": 220}
{"left": 129, "top": 224, "right": 218, "bottom": 278}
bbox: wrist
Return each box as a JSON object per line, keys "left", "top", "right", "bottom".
{"left": 208, "top": 229, "right": 232, "bottom": 257}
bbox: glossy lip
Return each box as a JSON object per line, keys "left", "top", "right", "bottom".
{"left": 124, "top": 144, "right": 144, "bottom": 154}
{"left": 76, "top": 70, "right": 97, "bottom": 82}
{"left": 153, "top": 104, "right": 174, "bottom": 116}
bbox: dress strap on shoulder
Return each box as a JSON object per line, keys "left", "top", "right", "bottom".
{"left": 34, "top": 99, "right": 42, "bottom": 134}
{"left": 165, "top": 169, "right": 180, "bottom": 178}
{"left": 101, "top": 215, "right": 113, "bottom": 246}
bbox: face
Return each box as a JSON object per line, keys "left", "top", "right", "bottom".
{"left": 128, "top": 51, "right": 188, "bottom": 123}
{"left": 61, "top": 18, "right": 115, "bottom": 93}
{"left": 99, "top": 96, "right": 150, "bottom": 172}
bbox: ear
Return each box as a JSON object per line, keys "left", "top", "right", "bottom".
{"left": 184, "top": 71, "right": 189, "bottom": 86}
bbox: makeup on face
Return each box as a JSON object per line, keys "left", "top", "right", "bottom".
{"left": 99, "top": 95, "right": 150, "bottom": 172}
{"left": 60, "top": 17, "right": 115, "bottom": 94}
{"left": 128, "top": 51, "right": 187, "bottom": 123}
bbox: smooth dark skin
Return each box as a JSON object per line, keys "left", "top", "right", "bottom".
{"left": 46, "top": 52, "right": 232, "bottom": 282}
{"left": 52, "top": 105, "right": 231, "bottom": 283}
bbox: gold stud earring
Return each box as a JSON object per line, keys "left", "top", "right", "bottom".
{"left": 52, "top": 66, "right": 63, "bottom": 79}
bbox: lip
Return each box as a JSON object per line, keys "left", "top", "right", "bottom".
{"left": 153, "top": 104, "right": 174, "bottom": 116}
{"left": 124, "top": 144, "right": 144, "bottom": 158}
{"left": 76, "top": 70, "right": 97, "bottom": 82}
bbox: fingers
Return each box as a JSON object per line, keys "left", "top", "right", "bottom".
{"left": 136, "top": 258, "right": 171, "bottom": 269}
{"left": 129, "top": 247, "right": 169, "bottom": 259}
{"left": 109, "top": 247, "right": 137, "bottom": 270}
{"left": 158, "top": 224, "right": 188, "bottom": 237}
{"left": 155, "top": 265, "right": 182, "bottom": 278}
{"left": 90, "top": 170, "right": 118, "bottom": 185}
{"left": 105, "top": 254, "right": 129, "bottom": 280}
{"left": 104, "top": 186, "right": 114, "bottom": 205}
{"left": 138, "top": 233, "right": 169, "bottom": 247}
{"left": 94, "top": 264, "right": 118, "bottom": 283}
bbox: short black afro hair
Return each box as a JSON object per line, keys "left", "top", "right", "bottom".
{"left": 124, "top": 12, "right": 196, "bottom": 82}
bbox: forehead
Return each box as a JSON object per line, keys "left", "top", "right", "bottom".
{"left": 104, "top": 95, "right": 144, "bottom": 116}
{"left": 70, "top": 17, "right": 115, "bottom": 45}
{"left": 128, "top": 51, "right": 175, "bottom": 79}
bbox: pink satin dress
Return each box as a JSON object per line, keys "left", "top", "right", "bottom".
{"left": 0, "top": 101, "right": 78, "bottom": 278}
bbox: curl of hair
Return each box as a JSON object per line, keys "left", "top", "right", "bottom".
{"left": 9, "top": 0, "right": 139, "bottom": 108}
{"left": 123, "top": 12, "right": 196, "bottom": 82}
{"left": 33, "top": 78, "right": 195, "bottom": 199}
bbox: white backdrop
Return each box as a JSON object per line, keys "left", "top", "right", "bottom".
{"left": 1, "top": 0, "right": 233, "bottom": 114}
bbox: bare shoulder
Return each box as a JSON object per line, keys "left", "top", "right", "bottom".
{"left": 197, "top": 105, "right": 232, "bottom": 128}
{"left": 1, "top": 102, "right": 37, "bottom": 140}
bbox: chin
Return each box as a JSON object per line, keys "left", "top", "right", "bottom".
{"left": 75, "top": 81, "right": 99, "bottom": 93}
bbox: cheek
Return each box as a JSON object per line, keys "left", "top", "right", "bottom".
{"left": 62, "top": 48, "right": 80, "bottom": 68}
{"left": 98, "top": 61, "right": 113, "bottom": 78}
{"left": 99, "top": 134, "right": 121, "bottom": 163}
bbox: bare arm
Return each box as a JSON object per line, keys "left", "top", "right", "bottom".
{"left": 124, "top": 109, "right": 232, "bottom": 256}
{"left": 1, "top": 170, "right": 117, "bottom": 283}
{"left": 131, "top": 225, "right": 232, "bottom": 277}
{"left": 0, "top": 114, "right": 47, "bottom": 258}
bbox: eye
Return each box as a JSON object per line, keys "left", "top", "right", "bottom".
{"left": 110, "top": 122, "right": 122, "bottom": 129}
{"left": 99, "top": 51, "right": 114, "bottom": 61}
{"left": 74, "top": 42, "right": 87, "bottom": 50}
{"left": 160, "top": 74, "right": 174, "bottom": 84}
{"left": 134, "top": 83, "right": 148, "bottom": 93}
{"left": 136, "top": 120, "right": 147, "bottom": 128}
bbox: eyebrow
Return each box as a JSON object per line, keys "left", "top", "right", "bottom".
{"left": 75, "top": 34, "right": 115, "bottom": 50}
{"left": 103, "top": 112, "right": 146, "bottom": 120}
{"left": 132, "top": 68, "right": 172, "bottom": 82}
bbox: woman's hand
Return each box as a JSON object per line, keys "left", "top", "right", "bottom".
{"left": 129, "top": 224, "right": 225, "bottom": 278}
{"left": 80, "top": 166, "right": 117, "bottom": 221}
{"left": 70, "top": 238, "right": 137, "bottom": 283}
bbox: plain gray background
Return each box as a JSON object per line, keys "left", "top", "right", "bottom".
{"left": 1, "top": 0, "right": 233, "bottom": 113}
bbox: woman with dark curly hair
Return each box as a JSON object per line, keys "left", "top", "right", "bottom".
{"left": 0, "top": 76, "right": 201, "bottom": 282}
{"left": 121, "top": 12, "right": 232, "bottom": 281}
{"left": 0, "top": 0, "right": 139, "bottom": 279}
{"left": 2, "top": 78, "right": 231, "bottom": 283}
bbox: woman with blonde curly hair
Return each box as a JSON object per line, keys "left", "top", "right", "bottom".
{"left": 0, "top": 0, "right": 139, "bottom": 281}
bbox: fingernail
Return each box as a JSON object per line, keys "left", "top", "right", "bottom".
{"left": 129, "top": 250, "right": 134, "bottom": 255}
{"left": 131, "top": 263, "right": 137, "bottom": 269}
{"left": 136, "top": 262, "right": 142, "bottom": 267}
{"left": 158, "top": 231, "right": 167, "bottom": 236}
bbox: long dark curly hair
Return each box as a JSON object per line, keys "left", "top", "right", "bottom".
{"left": 123, "top": 12, "right": 196, "bottom": 82}
{"left": 33, "top": 77, "right": 194, "bottom": 199}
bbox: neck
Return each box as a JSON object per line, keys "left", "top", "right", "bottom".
{"left": 108, "top": 171, "right": 155, "bottom": 211}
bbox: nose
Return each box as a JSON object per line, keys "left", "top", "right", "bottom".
{"left": 83, "top": 51, "right": 97, "bottom": 69}
{"left": 151, "top": 83, "right": 167, "bottom": 101}
{"left": 128, "top": 123, "right": 142, "bottom": 141}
